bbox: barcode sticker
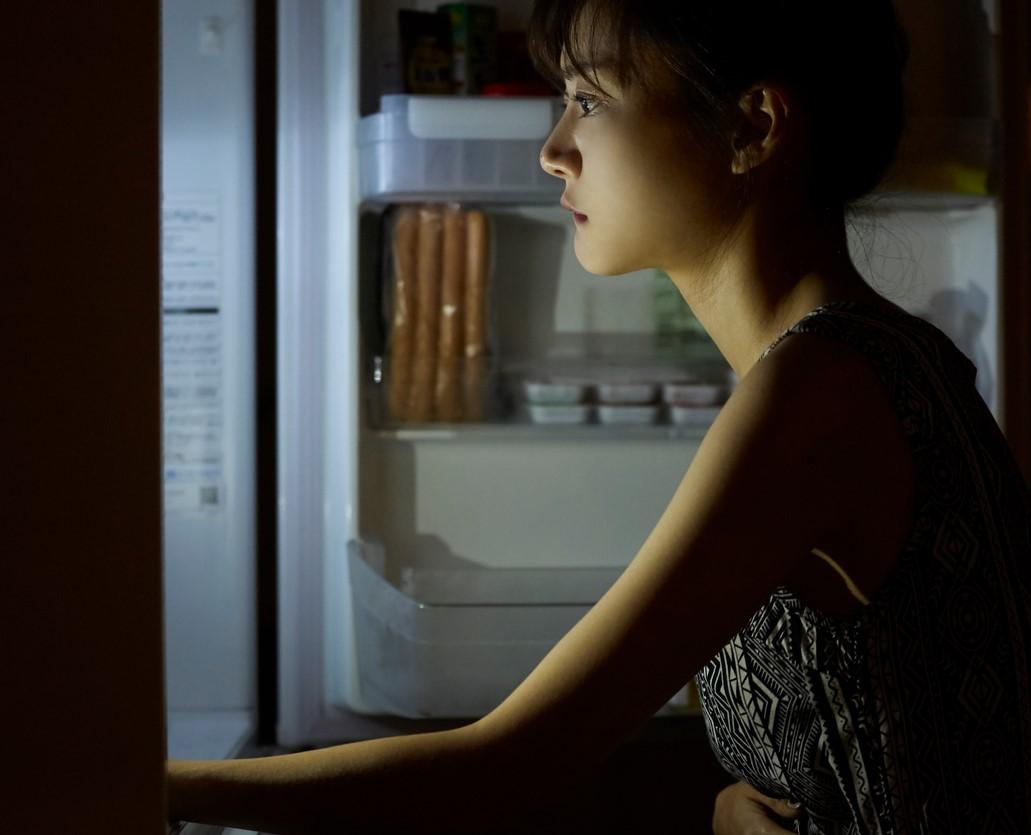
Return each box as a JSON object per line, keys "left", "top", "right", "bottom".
{"left": 164, "top": 481, "right": 224, "bottom": 515}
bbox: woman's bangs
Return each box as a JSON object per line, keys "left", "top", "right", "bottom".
{"left": 528, "top": 0, "right": 633, "bottom": 97}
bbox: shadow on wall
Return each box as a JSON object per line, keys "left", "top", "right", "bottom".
{"left": 919, "top": 282, "right": 994, "bottom": 406}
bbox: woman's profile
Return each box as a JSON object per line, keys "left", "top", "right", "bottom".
{"left": 168, "top": 1, "right": 1031, "bottom": 832}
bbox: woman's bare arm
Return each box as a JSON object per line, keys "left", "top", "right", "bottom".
{"left": 168, "top": 331, "right": 886, "bottom": 833}
{"left": 167, "top": 724, "right": 497, "bottom": 834}
{"left": 473, "top": 331, "right": 878, "bottom": 775}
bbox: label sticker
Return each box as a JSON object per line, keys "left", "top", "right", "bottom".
{"left": 161, "top": 192, "right": 224, "bottom": 516}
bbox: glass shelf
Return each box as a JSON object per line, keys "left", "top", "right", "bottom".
{"left": 360, "top": 188, "right": 997, "bottom": 212}
{"left": 367, "top": 420, "right": 714, "bottom": 442}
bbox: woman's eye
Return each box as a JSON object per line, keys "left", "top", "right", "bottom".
{"left": 561, "top": 92, "right": 600, "bottom": 117}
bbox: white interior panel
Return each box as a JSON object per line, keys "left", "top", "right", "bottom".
{"left": 848, "top": 203, "right": 999, "bottom": 416}
{"left": 360, "top": 437, "right": 702, "bottom": 579}
{"left": 162, "top": 0, "right": 256, "bottom": 714}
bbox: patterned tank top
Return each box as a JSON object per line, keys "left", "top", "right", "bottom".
{"left": 694, "top": 299, "right": 1031, "bottom": 834}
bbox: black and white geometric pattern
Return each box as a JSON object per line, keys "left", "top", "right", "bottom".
{"left": 695, "top": 300, "right": 1031, "bottom": 834}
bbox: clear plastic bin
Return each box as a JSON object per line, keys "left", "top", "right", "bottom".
{"left": 358, "top": 95, "right": 565, "bottom": 202}
{"left": 347, "top": 539, "right": 622, "bottom": 718}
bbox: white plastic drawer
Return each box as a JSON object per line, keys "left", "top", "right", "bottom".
{"left": 358, "top": 95, "right": 565, "bottom": 203}
{"left": 347, "top": 539, "right": 621, "bottom": 718}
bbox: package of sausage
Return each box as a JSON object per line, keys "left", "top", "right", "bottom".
{"left": 381, "top": 202, "right": 495, "bottom": 425}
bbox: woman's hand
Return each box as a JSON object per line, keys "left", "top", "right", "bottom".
{"left": 712, "top": 780, "right": 803, "bottom": 835}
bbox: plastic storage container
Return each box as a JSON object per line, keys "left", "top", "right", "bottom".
{"left": 597, "top": 404, "right": 660, "bottom": 425}
{"left": 669, "top": 405, "right": 722, "bottom": 426}
{"left": 527, "top": 403, "right": 593, "bottom": 424}
{"left": 358, "top": 94, "right": 565, "bottom": 202}
{"left": 662, "top": 381, "right": 726, "bottom": 407}
{"left": 523, "top": 379, "right": 592, "bottom": 404}
{"left": 347, "top": 540, "right": 622, "bottom": 717}
{"left": 597, "top": 381, "right": 658, "bottom": 404}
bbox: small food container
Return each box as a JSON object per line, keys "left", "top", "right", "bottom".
{"left": 669, "top": 405, "right": 722, "bottom": 426}
{"left": 527, "top": 404, "right": 593, "bottom": 424}
{"left": 662, "top": 381, "right": 726, "bottom": 407}
{"left": 597, "top": 404, "right": 660, "bottom": 425}
{"left": 597, "top": 381, "right": 658, "bottom": 405}
{"left": 523, "top": 379, "right": 591, "bottom": 405}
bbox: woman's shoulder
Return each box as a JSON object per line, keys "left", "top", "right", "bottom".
{"left": 743, "top": 304, "right": 908, "bottom": 429}
{"left": 761, "top": 296, "right": 976, "bottom": 383}
{"left": 726, "top": 320, "right": 916, "bottom": 570}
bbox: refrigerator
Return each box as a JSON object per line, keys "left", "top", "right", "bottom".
{"left": 161, "top": 0, "right": 1025, "bottom": 765}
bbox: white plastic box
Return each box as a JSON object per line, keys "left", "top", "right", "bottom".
{"left": 670, "top": 405, "right": 722, "bottom": 426}
{"left": 527, "top": 403, "right": 594, "bottom": 424}
{"left": 523, "top": 379, "right": 593, "bottom": 404}
{"left": 347, "top": 540, "right": 622, "bottom": 718}
{"left": 662, "top": 382, "right": 727, "bottom": 407}
{"left": 597, "top": 381, "right": 658, "bottom": 404}
{"left": 358, "top": 94, "right": 566, "bottom": 202}
{"left": 597, "top": 404, "right": 660, "bottom": 425}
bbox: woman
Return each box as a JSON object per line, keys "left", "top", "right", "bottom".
{"left": 168, "top": 1, "right": 1031, "bottom": 832}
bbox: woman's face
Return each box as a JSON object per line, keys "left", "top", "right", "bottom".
{"left": 539, "top": 56, "right": 733, "bottom": 277}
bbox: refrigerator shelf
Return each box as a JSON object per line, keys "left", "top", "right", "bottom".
{"left": 367, "top": 352, "right": 734, "bottom": 431}
{"left": 366, "top": 421, "right": 714, "bottom": 442}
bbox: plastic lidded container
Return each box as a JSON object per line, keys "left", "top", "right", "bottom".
{"left": 527, "top": 404, "right": 593, "bottom": 425}
{"left": 522, "top": 379, "right": 591, "bottom": 405}
{"left": 669, "top": 405, "right": 722, "bottom": 426}
{"left": 597, "top": 404, "right": 660, "bottom": 425}
{"left": 662, "top": 381, "right": 727, "bottom": 407}
{"left": 597, "top": 381, "right": 658, "bottom": 405}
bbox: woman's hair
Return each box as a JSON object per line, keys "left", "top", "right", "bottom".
{"left": 528, "top": 0, "right": 911, "bottom": 217}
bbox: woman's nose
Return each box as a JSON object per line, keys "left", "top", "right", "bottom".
{"left": 539, "top": 128, "right": 580, "bottom": 180}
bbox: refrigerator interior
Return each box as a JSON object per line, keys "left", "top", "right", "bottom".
{"left": 270, "top": 0, "right": 1003, "bottom": 744}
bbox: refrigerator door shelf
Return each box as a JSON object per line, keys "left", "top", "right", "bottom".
{"left": 345, "top": 539, "right": 624, "bottom": 719}
{"left": 358, "top": 95, "right": 565, "bottom": 203}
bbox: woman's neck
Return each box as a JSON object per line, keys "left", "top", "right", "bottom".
{"left": 665, "top": 203, "right": 884, "bottom": 380}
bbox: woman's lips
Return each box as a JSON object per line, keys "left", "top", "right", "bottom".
{"left": 560, "top": 195, "right": 587, "bottom": 223}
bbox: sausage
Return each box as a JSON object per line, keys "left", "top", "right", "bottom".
{"left": 435, "top": 204, "right": 466, "bottom": 422}
{"left": 407, "top": 204, "right": 443, "bottom": 422}
{"left": 462, "top": 209, "right": 489, "bottom": 421}
{"left": 387, "top": 205, "right": 420, "bottom": 422}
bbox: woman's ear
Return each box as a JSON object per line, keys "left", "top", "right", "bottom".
{"left": 730, "top": 85, "right": 787, "bottom": 175}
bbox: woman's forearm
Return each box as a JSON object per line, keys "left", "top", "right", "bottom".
{"left": 167, "top": 722, "right": 518, "bottom": 835}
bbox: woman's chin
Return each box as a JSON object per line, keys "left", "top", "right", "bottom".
{"left": 573, "top": 241, "right": 644, "bottom": 277}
